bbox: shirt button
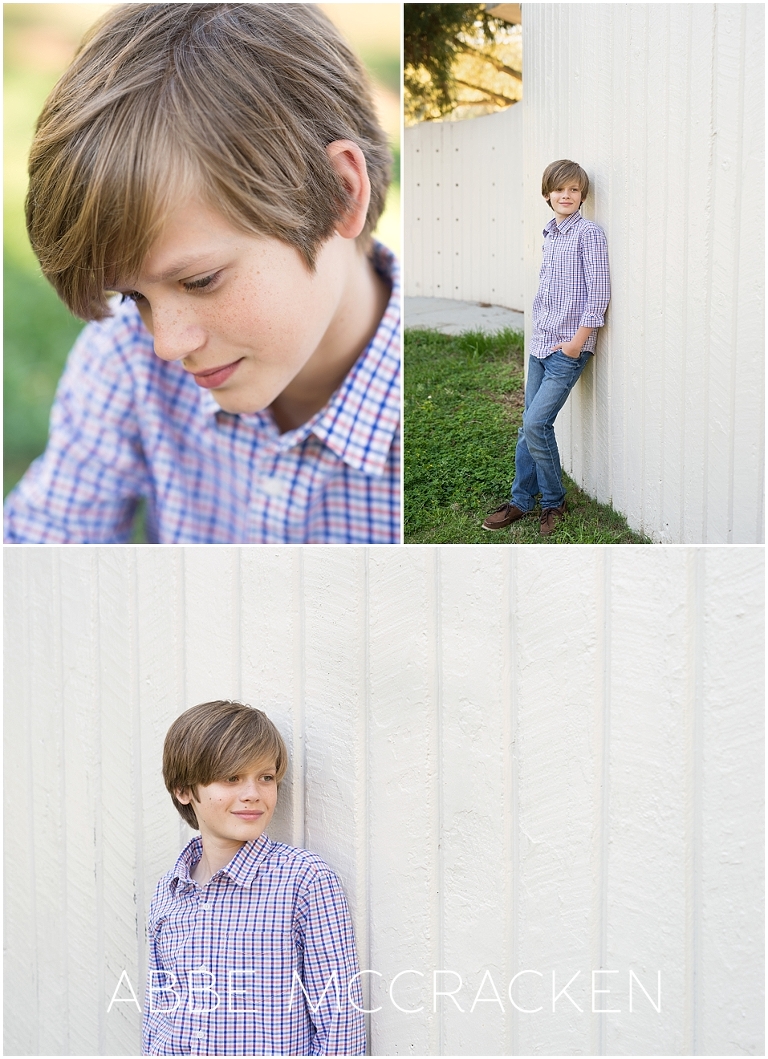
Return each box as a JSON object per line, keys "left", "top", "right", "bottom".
{"left": 260, "top": 477, "right": 283, "bottom": 496}
{"left": 193, "top": 1031, "right": 204, "bottom": 1040}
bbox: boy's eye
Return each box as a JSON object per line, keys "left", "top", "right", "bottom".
{"left": 226, "top": 775, "right": 240, "bottom": 783}
{"left": 182, "top": 272, "right": 220, "bottom": 293}
{"left": 261, "top": 774, "right": 275, "bottom": 783}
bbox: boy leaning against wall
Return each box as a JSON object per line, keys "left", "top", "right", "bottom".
{"left": 483, "top": 159, "right": 610, "bottom": 536}
{"left": 4, "top": 3, "right": 399, "bottom": 545}
{"left": 146, "top": 700, "right": 365, "bottom": 1056}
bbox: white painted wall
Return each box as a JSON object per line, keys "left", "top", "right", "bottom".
{"left": 524, "top": 3, "right": 765, "bottom": 543}
{"left": 4, "top": 546, "right": 764, "bottom": 1056}
{"left": 404, "top": 106, "right": 525, "bottom": 309}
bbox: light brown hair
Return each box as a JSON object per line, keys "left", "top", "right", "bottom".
{"left": 26, "top": 3, "right": 392, "bottom": 320}
{"left": 541, "top": 159, "right": 590, "bottom": 209}
{"left": 163, "top": 700, "right": 288, "bottom": 829}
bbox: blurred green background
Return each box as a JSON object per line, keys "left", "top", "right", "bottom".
{"left": 3, "top": 2, "right": 401, "bottom": 498}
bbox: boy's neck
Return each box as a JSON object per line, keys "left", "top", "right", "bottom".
{"left": 268, "top": 244, "right": 390, "bottom": 434}
{"left": 191, "top": 836, "right": 247, "bottom": 887}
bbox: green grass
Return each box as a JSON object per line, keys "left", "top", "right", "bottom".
{"left": 404, "top": 328, "right": 651, "bottom": 544}
{"left": 3, "top": 258, "right": 84, "bottom": 497}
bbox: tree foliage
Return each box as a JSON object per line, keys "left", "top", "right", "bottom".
{"left": 404, "top": 4, "right": 505, "bottom": 122}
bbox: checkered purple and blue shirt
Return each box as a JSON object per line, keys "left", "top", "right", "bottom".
{"left": 143, "top": 834, "right": 366, "bottom": 1056}
{"left": 4, "top": 245, "right": 400, "bottom": 544}
{"left": 530, "top": 211, "right": 610, "bottom": 358}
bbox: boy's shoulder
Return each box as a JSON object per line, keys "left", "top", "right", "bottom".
{"left": 576, "top": 217, "right": 607, "bottom": 237}
{"left": 264, "top": 838, "right": 338, "bottom": 880}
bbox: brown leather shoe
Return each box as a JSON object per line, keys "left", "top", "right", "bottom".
{"left": 482, "top": 502, "right": 529, "bottom": 531}
{"left": 539, "top": 502, "right": 566, "bottom": 536}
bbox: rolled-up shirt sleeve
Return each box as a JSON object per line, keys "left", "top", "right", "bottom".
{"left": 578, "top": 225, "right": 611, "bottom": 329}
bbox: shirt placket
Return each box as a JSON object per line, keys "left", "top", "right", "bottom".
{"left": 185, "top": 881, "right": 218, "bottom": 1055}
{"left": 248, "top": 434, "right": 310, "bottom": 542}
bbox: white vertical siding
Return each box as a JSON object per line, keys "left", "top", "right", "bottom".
{"left": 404, "top": 107, "right": 525, "bottom": 309}
{"left": 4, "top": 545, "right": 764, "bottom": 1056}
{"left": 523, "top": 3, "right": 764, "bottom": 543}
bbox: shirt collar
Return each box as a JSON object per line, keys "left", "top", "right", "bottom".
{"left": 543, "top": 209, "right": 583, "bottom": 237}
{"left": 170, "top": 832, "right": 274, "bottom": 892}
{"left": 196, "top": 243, "right": 400, "bottom": 476}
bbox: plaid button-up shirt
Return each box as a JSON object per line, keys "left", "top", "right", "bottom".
{"left": 143, "top": 834, "right": 366, "bottom": 1056}
{"left": 4, "top": 245, "right": 400, "bottom": 544}
{"left": 530, "top": 211, "right": 610, "bottom": 358}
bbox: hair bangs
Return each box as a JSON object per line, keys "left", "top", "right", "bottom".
{"left": 28, "top": 84, "right": 195, "bottom": 319}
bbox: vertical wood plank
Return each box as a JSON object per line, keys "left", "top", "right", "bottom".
{"left": 301, "top": 549, "right": 368, "bottom": 975}
{"left": 367, "top": 547, "right": 437, "bottom": 1055}
{"left": 135, "top": 548, "right": 189, "bottom": 895}
{"left": 514, "top": 548, "right": 601, "bottom": 1054}
{"left": 182, "top": 547, "right": 242, "bottom": 704}
{"left": 59, "top": 550, "right": 103, "bottom": 1056}
{"left": 699, "top": 549, "right": 764, "bottom": 1052}
{"left": 238, "top": 548, "right": 303, "bottom": 846}
{"left": 4, "top": 551, "right": 38, "bottom": 1055}
{"left": 98, "top": 548, "right": 142, "bottom": 1054}
{"left": 438, "top": 548, "right": 510, "bottom": 1054}
{"left": 606, "top": 548, "right": 690, "bottom": 1053}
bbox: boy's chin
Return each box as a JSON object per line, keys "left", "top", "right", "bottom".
{"left": 211, "top": 390, "right": 270, "bottom": 416}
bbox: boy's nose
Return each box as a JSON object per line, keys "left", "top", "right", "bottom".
{"left": 149, "top": 307, "right": 207, "bottom": 363}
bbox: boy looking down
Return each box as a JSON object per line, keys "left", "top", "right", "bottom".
{"left": 483, "top": 159, "right": 610, "bottom": 536}
{"left": 4, "top": 3, "right": 399, "bottom": 544}
{"left": 145, "top": 700, "right": 365, "bottom": 1055}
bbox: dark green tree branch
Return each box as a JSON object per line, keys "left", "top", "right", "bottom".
{"left": 404, "top": 3, "right": 501, "bottom": 117}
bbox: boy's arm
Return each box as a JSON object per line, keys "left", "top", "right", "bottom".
{"left": 578, "top": 224, "right": 611, "bottom": 335}
{"left": 297, "top": 871, "right": 366, "bottom": 1056}
{"left": 3, "top": 318, "right": 149, "bottom": 543}
{"left": 554, "top": 325, "right": 594, "bottom": 358}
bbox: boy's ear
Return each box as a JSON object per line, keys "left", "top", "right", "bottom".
{"left": 175, "top": 787, "right": 193, "bottom": 805}
{"left": 326, "top": 139, "right": 371, "bottom": 240}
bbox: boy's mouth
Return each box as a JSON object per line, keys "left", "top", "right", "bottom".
{"left": 232, "top": 810, "right": 264, "bottom": 819}
{"left": 191, "top": 358, "right": 244, "bottom": 389}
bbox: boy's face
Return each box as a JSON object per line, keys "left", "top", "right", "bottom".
{"left": 114, "top": 197, "right": 357, "bottom": 416}
{"left": 546, "top": 181, "right": 583, "bottom": 222}
{"left": 176, "top": 759, "right": 278, "bottom": 847}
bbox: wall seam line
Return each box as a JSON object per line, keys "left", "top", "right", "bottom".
{"left": 95, "top": 552, "right": 106, "bottom": 1054}
{"left": 131, "top": 549, "right": 146, "bottom": 1047}
{"left": 53, "top": 550, "right": 71, "bottom": 1052}
{"left": 599, "top": 549, "right": 612, "bottom": 1056}
{"left": 692, "top": 549, "right": 705, "bottom": 1052}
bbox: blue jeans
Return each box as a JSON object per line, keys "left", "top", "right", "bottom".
{"left": 510, "top": 349, "right": 591, "bottom": 511}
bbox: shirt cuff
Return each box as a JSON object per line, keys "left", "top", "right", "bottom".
{"left": 579, "top": 312, "right": 604, "bottom": 329}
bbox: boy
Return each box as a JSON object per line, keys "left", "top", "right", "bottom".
{"left": 483, "top": 159, "right": 610, "bottom": 536}
{"left": 4, "top": 3, "right": 399, "bottom": 544}
{"left": 146, "top": 700, "right": 365, "bottom": 1056}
